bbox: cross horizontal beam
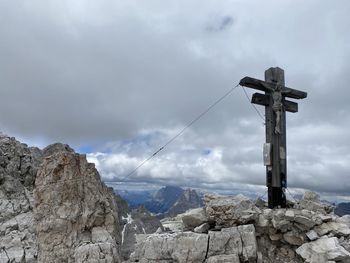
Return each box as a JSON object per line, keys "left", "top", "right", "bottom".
{"left": 251, "top": 93, "right": 298, "bottom": 113}
{"left": 240, "top": 76, "right": 307, "bottom": 99}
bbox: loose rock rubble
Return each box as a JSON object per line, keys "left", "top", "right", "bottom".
{"left": 129, "top": 192, "right": 350, "bottom": 263}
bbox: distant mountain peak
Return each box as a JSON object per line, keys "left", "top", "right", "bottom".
{"left": 166, "top": 188, "right": 203, "bottom": 217}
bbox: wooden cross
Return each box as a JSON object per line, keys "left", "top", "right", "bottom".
{"left": 240, "top": 67, "right": 307, "bottom": 208}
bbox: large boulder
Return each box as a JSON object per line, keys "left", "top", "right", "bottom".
{"left": 296, "top": 236, "right": 350, "bottom": 262}
{"left": 208, "top": 224, "right": 257, "bottom": 262}
{"left": 34, "top": 151, "right": 121, "bottom": 262}
{"left": 181, "top": 207, "right": 207, "bottom": 229}
{"left": 130, "top": 232, "right": 208, "bottom": 262}
{"left": 205, "top": 194, "right": 260, "bottom": 227}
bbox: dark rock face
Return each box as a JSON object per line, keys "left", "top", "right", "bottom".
{"left": 335, "top": 202, "right": 350, "bottom": 216}
{"left": 166, "top": 188, "right": 203, "bottom": 217}
{"left": 144, "top": 185, "right": 184, "bottom": 214}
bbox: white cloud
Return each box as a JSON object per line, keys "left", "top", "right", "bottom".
{"left": 1, "top": 0, "right": 350, "bottom": 196}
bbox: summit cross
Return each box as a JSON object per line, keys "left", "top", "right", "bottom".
{"left": 240, "top": 67, "right": 307, "bottom": 208}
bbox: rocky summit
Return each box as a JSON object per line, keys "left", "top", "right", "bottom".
{"left": 129, "top": 192, "right": 350, "bottom": 263}
{"left": 0, "top": 135, "right": 123, "bottom": 263}
{"left": 0, "top": 135, "right": 42, "bottom": 262}
{"left": 1, "top": 134, "right": 350, "bottom": 263}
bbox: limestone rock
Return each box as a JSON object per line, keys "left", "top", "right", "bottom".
{"left": 160, "top": 217, "right": 184, "bottom": 233}
{"left": 120, "top": 206, "right": 163, "bottom": 260}
{"left": 297, "top": 191, "right": 334, "bottom": 214}
{"left": 194, "top": 223, "right": 210, "bottom": 233}
{"left": 283, "top": 231, "right": 304, "bottom": 245}
{"left": 257, "top": 214, "right": 270, "bottom": 228}
{"left": 206, "top": 254, "right": 240, "bottom": 263}
{"left": 208, "top": 224, "right": 257, "bottom": 262}
{"left": 0, "top": 135, "right": 43, "bottom": 263}
{"left": 34, "top": 151, "right": 121, "bottom": 262}
{"left": 294, "top": 214, "right": 316, "bottom": 229}
{"left": 126, "top": 192, "right": 350, "bottom": 263}
{"left": 271, "top": 209, "right": 291, "bottom": 231}
{"left": 309, "top": 253, "right": 328, "bottom": 263}
{"left": 269, "top": 233, "right": 283, "bottom": 241}
{"left": 336, "top": 215, "right": 350, "bottom": 228}
{"left": 306, "top": 230, "right": 319, "bottom": 241}
{"left": 314, "top": 222, "right": 350, "bottom": 236}
{"left": 284, "top": 210, "right": 295, "bottom": 221}
{"left": 130, "top": 232, "right": 208, "bottom": 262}
{"left": 256, "top": 235, "right": 300, "bottom": 263}
{"left": 181, "top": 207, "right": 207, "bottom": 229}
{"left": 74, "top": 243, "right": 119, "bottom": 263}
{"left": 205, "top": 194, "right": 260, "bottom": 227}
{"left": 239, "top": 224, "right": 258, "bottom": 262}
{"left": 296, "top": 236, "right": 350, "bottom": 261}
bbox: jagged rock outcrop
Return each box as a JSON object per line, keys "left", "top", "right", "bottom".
{"left": 1, "top": 134, "right": 164, "bottom": 263}
{"left": 130, "top": 191, "right": 350, "bottom": 263}
{"left": 0, "top": 135, "right": 42, "bottom": 262}
{"left": 33, "top": 150, "right": 121, "bottom": 262}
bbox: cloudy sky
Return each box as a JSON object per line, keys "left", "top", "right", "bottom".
{"left": 1, "top": 0, "right": 350, "bottom": 200}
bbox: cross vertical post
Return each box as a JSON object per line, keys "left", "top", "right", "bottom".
{"left": 239, "top": 67, "right": 307, "bottom": 208}
{"left": 265, "top": 68, "right": 287, "bottom": 208}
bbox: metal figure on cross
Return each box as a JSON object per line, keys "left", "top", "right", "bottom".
{"left": 263, "top": 82, "right": 284, "bottom": 135}
{"left": 240, "top": 67, "right": 307, "bottom": 208}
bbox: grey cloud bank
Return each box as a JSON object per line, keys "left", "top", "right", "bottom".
{"left": 1, "top": 0, "right": 350, "bottom": 197}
